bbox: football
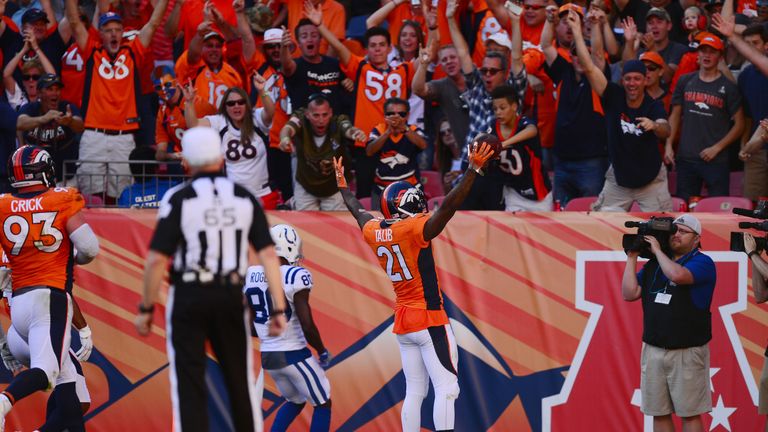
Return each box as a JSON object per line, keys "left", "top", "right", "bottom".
{"left": 472, "top": 133, "right": 503, "bottom": 159}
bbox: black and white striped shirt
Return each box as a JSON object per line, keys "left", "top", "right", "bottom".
{"left": 149, "top": 173, "right": 273, "bottom": 278}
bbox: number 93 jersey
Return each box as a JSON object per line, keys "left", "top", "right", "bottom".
{"left": 243, "top": 264, "right": 313, "bottom": 352}
{"left": 0, "top": 187, "right": 85, "bottom": 292}
{"left": 205, "top": 112, "right": 271, "bottom": 198}
{"left": 362, "top": 214, "right": 449, "bottom": 335}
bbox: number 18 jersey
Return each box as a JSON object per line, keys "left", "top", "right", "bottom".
{"left": 362, "top": 214, "right": 449, "bottom": 335}
{"left": 244, "top": 264, "right": 313, "bottom": 352}
{"left": 0, "top": 187, "right": 84, "bottom": 292}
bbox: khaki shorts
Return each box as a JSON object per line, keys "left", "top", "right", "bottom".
{"left": 759, "top": 356, "right": 768, "bottom": 415}
{"left": 641, "top": 343, "right": 712, "bottom": 417}
{"left": 743, "top": 149, "right": 768, "bottom": 201}
{"left": 592, "top": 165, "right": 672, "bottom": 212}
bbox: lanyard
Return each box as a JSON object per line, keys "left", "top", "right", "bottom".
{"left": 649, "top": 249, "right": 698, "bottom": 295}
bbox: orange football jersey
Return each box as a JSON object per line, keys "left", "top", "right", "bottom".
{"left": 0, "top": 187, "right": 85, "bottom": 292}
{"left": 61, "top": 28, "right": 100, "bottom": 109}
{"left": 155, "top": 103, "right": 187, "bottom": 153}
{"left": 81, "top": 34, "right": 147, "bottom": 130}
{"left": 341, "top": 55, "right": 413, "bottom": 147}
{"left": 362, "top": 214, "right": 449, "bottom": 334}
{"left": 175, "top": 51, "right": 243, "bottom": 117}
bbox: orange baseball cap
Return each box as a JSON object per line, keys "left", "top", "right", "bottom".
{"left": 697, "top": 33, "right": 724, "bottom": 51}
{"left": 558, "top": 3, "right": 585, "bottom": 17}
{"left": 639, "top": 51, "right": 665, "bottom": 68}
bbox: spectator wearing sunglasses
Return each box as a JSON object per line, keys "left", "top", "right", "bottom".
{"left": 3, "top": 32, "right": 55, "bottom": 110}
{"left": 366, "top": 97, "right": 427, "bottom": 210}
{"left": 641, "top": 51, "right": 671, "bottom": 112}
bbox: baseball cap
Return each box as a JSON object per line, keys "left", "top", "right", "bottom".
{"left": 558, "top": 3, "right": 584, "bottom": 17}
{"left": 182, "top": 127, "right": 223, "bottom": 167}
{"left": 98, "top": 12, "right": 122, "bottom": 29}
{"left": 639, "top": 51, "right": 665, "bottom": 68}
{"left": 21, "top": 8, "right": 49, "bottom": 25}
{"left": 697, "top": 33, "right": 724, "bottom": 51}
{"left": 262, "top": 28, "right": 283, "bottom": 45}
{"left": 37, "top": 73, "right": 63, "bottom": 90}
{"left": 646, "top": 7, "right": 671, "bottom": 21}
{"left": 486, "top": 32, "right": 513, "bottom": 51}
{"left": 673, "top": 214, "right": 702, "bottom": 235}
{"left": 203, "top": 31, "right": 225, "bottom": 42}
{"left": 622, "top": 59, "right": 647, "bottom": 76}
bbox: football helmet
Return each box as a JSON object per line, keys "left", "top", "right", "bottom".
{"left": 380, "top": 181, "right": 427, "bottom": 219}
{"left": 270, "top": 224, "right": 303, "bottom": 265}
{"left": 8, "top": 145, "right": 56, "bottom": 188}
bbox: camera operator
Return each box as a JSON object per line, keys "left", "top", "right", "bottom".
{"left": 622, "top": 214, "right": 716, "bottom": 432}
{"left": 743, "top": 233, "right": 768, "bottom": 428}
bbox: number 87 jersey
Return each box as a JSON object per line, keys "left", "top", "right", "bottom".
{"left": 362, "top": 214, "right": 449, "bottom": 335}
{"left": 0, "top": 187, "right": 85, "bottom": 292}
{"left": 243, "top": 264, "right": 313, "bottom": 352}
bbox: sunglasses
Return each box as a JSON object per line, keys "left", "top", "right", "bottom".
{"left": 524, "top": 4, "right": 546, "bottom": 10}
{"left": 154, "top": 82, "right": 176, "bottom": 91}
{"left": 386, "top": 111, "right": 408, "bottom": 117}
{"left": 644, "top": 63, "right": 661, "bottom": 71}
{"left": 263, "top": 43, "right": 280, "bottom": 50}
{"left": 226, "top": 99, "right": 246, "bottom": 107}
{"left": 23, "top": 74, "right": 41, "bottom": 81}
{"left": 479, "top": 67, "right": 502, "bottom": 76}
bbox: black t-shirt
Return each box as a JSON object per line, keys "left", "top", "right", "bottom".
{"left": 545, "top": 55, "right": 609, "bottom": 161}
{"left": 602, "top": 82, "right": 667, "bottom": 188}
{"left": 492, "top": 116, "right": 552, "bottom": 201}
{"left": 19, "top": 100, "right": 81, "bottom": 179}
{"left": 1, "top": 27, "right": 67, "bottom": 74}
{"left": 285, "top": 56, "right": 346, "bottom": 113}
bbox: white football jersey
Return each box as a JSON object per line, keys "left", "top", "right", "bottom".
{"left": 205, "top": 110, "right": 271, "bottom": 198}
{"left": 244, "top": 264, "right": 313, "bottom": 352}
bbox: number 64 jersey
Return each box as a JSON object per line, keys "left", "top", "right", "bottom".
{"left": 0, "top": 187, "right": 85, "bottom": 292}
{"left": 244, "top": 264, "right": 313, "bottom": 352}
{"left": 362, "top": 214, "right": 449, "bottom": 335}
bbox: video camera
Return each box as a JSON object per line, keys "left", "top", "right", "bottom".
{"left": 622, "top": 216, "right": 677, "bottom": 259}
{"left": 730, "top": 199, "right": 768, "bottom": 253}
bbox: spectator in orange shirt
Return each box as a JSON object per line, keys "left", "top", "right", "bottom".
{"left": 488, "top": 0, "right": 547, "bottom": 47}
{"left": 274, "top": 0, "right": 345, "bottom": 56}
{"left": 66, "top": 0, "right": 169, "bottom": 202}
{"left": 153, "top": 66, "right": 186, "bottom": 175}
{"left": 165, "top": 0, "right": 237, "bottom": 49}
{"left": 366, "top": 0, "right": 428, "bottom": 54}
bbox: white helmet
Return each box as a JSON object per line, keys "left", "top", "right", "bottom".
{"left": 181, "top": 126, "right": 223, "bottom": 167}
{"left": 270, "top": 224, "right": 303, "bottom": 265}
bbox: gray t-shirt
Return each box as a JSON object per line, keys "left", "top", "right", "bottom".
{"left": 639, "top": 41, "right": 689, "bottom": 67}
{"left": 672, "top": 72, "right": 742, "bottom": 164}
{"left": 425, "top": 77, "right": 469, "bottom": 150}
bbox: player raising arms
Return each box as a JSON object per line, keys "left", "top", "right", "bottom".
{"left": 244, "top": 224, "right": 332, "bottom": 432}
{"left": 333, "top": 141, "right": 494, "bottom": 432}
{"left": 0, "top": 145, "right": 99, "bottom": 431}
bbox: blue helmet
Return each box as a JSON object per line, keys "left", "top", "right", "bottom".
{"left": 380, "top": 181, "right": 427, "bottom": 219}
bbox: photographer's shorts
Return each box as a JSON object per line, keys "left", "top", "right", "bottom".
{"left": 759, "top": 356, "right": 768, "bottom": 414}
{"left": 641, "top": 342, "right": 712, "bottom": 417}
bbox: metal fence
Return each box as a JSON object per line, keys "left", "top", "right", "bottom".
{"left": 62, "top": 159, "right": 188, "bottom": 208}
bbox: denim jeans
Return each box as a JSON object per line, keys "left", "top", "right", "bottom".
{"left": 553, "top": 156, "right": 609, "bottom": 207}
{"left": 675, "top": 158, "right": 729, "bottom": 202}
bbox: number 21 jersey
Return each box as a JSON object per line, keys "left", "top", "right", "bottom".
{"left": 362, "top": 214, "right": 449, "bottom": 335}
{"left": 0, "top": 187, "right": 84, "bottom": 292}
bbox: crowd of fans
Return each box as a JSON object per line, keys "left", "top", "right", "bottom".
{"left": 0, "top": 0, "right": 766, "bottom": 210}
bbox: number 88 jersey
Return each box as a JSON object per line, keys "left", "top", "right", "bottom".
{"left": 0, "top": 187, "right": 85, "bottom": 292}
{"left": 243, "top": 264, "right": 313, "bottom": 352}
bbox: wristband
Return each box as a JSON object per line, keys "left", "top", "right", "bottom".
{"left": 428, "top": 26, "right": 438, "bottom": 31}
{"left": 138, "top": 303, "right": 155, "bottom": 313}
{"left": 748, "top": 250, "right": 759, "bottom": 259}
{"left": 270, "top": 308, "right": 285, "bottom": 317}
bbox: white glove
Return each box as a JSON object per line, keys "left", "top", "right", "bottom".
{"left": 75, "top": 325, "right": 93, "bottom": 362}
{"left": 0, "top": 336, "right": 23, "bottom": 374}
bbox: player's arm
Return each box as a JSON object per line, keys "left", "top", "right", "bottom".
{"left": 306, "top": 0, "right": 350, "bottom": 65}
{"left": 248, "top": 200, "right": 287, "bottom": 335}
{"left": 332, "top": 157, "right": 375, "bottom": 229}
{"left": 293, "top": 289, "right": 327, "bottom": 355}
{"left": 66, "top": 210, "right": 100, "bottom": 265}
{"left": 139, "top": 0, "right": 169, "bottom": 48}
{"left": 422, "top": 142, "right": 494, "bottom": 242}
{"left": 71, "top": 296, "right": 94, "bottom": 361}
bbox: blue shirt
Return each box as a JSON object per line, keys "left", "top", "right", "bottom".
{"left": 0, "top": 102, "right": 18, "bottom": 178}
{"left": 637, "top": 249, "right": 716, "bottom": 310}
{"left": 738, "top": 64, "right": 768, "bottom": 135}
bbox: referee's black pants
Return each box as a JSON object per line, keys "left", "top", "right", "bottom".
{"left": 168, "top": 282, "right": 257, "bottom": 432}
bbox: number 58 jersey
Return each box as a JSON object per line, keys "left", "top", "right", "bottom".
{"left": 244, "top": 264, "right": 313, "bottom": 352}
{"left": 0, "top": 187, "right": 85, "bottom": 292}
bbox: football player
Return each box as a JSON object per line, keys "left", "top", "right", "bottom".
{"left": 332, "top": 142, "right": 494, "bottom": 432}
{"left": 0, "top": 145, "right": 99, "bottom": 431}
{"left": 244, "top": 224, "right": 332, "bottom": 432}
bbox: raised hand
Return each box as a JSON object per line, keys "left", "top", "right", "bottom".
{"left": 468, "top": 141, "right": 494, "bottom": 171}
{"left": 545, "top": 5, "right": 557, "bottom": 23}
{"left": 641, "top": 33, "right": 655, "bottom": 51}
{"left": 56, "top": 104, "right": 75, "bottom": 126}
{"left": 181, "top": 79, "right": 197, "bottom": 102}
{"left": 348, "top": 127, "right": 367, "bottom": 142}
{"left": 711, "top": 13, "right": 735, "bottom": 38}
{"left": 622, "top": 17, "right": 637, "bottom": 41}
{"left": 281, "top": 25, "right": 294, "bottom": 49}
{"left": 232, "top": 0, "right": 244, "bottom": 13}
{"left": 635, "top": 117, "right": 656, "bottom": 132}
{"left": 332, "top": 156, "right": 348, "bottom": 188}
{"left": 424, "top": 4, "right": 437, "bottom": 30}
{"left": 304, "top": 0, "right": 322, "bottom": 26}
{"left": 418, "top": 44, "right": 430, "bottom": 65}
{"left": 566, "top": 10, "right": 582, "bottom": 35}
{"left": 446, "top": 0, "right": 457, "bottom": 19}
{"left": 252, "top": 72, "right": 267, "bottom": 92}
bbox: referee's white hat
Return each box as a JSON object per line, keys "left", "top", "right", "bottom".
{"left": 182, "top": 127, "right": 222, "bottom": 167}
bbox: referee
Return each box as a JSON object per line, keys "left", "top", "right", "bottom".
{"left": 134, "top": 126, "right": 287, "bottom": 432}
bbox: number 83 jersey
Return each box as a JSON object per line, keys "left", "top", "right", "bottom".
{"left": 363, "top": 214, "right": 449, "bottom": 335}
{"left": 0, "top": 187, "right": 85, "bottom": 292}
{"left": 244, "top": 264, "right": 313, "bottom": 352}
